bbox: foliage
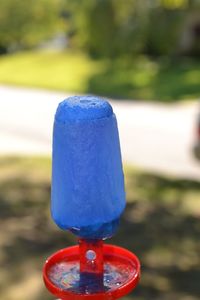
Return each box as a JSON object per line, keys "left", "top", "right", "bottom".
{"left": 0, "top": 50, "right": 200, "bottom": 101}
{"left": 0, "top": 0, "right": 63, "bottom": 53}
{"left": 65, "top": 0, "right": 200, "bottom": 58}
{"left": 145, "top": 9, "right": 185, "bottom": 56}
{"left": 64, "top": 0, "right": 147, "bottom": 58}
{"left": 0, "top": 0, "right": 199, "bottom": 58}
{"left": 0, "top": 157, "right": 200, "bottom": 299}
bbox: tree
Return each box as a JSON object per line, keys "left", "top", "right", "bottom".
{"left": 0, "top": 0, "right": 63, "bottom": 53}
{"left": 62, "top": 0, "right": 200, "bottom": 58}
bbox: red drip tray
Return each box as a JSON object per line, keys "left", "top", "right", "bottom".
{"left": 43, "top": 244, "right": 140, "bottom": 300}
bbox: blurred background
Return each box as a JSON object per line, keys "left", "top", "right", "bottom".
{"left": 0, "top": 1, "right": 200, "bottom": 300}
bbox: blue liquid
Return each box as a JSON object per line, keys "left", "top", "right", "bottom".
{"left": 48, "top": 260, "right": 133, "bottom": 294}
{"left": 78, "top": 272, "right": 104, "bottom": 294}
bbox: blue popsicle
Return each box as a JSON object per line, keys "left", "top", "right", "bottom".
{"left": 51, "top": 96, "right": 126, "bottom": 239}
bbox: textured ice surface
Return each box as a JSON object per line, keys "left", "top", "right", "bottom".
{"left": 48, "top": 260, "right": 135, "bottom": 294}
{"left": 51, "top": 96, "right": 126, "bottom": 238}
{"left": 55, "top": 96, "right": 113, "bottom": 122}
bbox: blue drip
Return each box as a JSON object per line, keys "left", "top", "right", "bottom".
{"left": 70, "top": 218, "right": 120, "bottom": 239}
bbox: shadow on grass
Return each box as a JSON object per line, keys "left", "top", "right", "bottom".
{"left": 87, "top": 58, "right": 200, "bottom": 102}
{"left": 0, "top": 157, "right": 200, "bottom": 300}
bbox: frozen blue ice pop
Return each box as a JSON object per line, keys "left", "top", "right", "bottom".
{"left": 51, "top": 96, "right": 126, "bottom": 239}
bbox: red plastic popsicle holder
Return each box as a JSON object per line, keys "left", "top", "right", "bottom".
{"left": 43, "top": 238, "right": 140, "bottom": 300}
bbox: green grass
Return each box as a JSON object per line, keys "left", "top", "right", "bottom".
{"left": 0, "top": 156, "right": 200, "bottom": 300}
{"left": 0, "top": 50, "right": 200, "bottom": 101}
{"left": 0, "top": 50, "right": 103, "bottom": 93}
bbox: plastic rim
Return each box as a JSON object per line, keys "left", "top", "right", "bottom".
{"left": 43, "top": 244, "right": 140, "bottom": 300}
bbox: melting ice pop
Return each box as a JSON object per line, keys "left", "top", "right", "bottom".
{"left": 51, "top": 96, "right": 126, "bottom": 239}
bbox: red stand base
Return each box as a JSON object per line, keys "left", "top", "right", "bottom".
{"left": 43, "top": 244, "right": 140, "bottom": 300}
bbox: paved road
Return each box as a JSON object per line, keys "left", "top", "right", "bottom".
{"left": 0, "top": 85, "right": 200, "bottom": 179}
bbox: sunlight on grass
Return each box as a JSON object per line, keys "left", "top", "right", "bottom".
{"left": 0, "top": 50, "right": 200, "bottom": 101}
{"left": 0, "top": 50, "right": 104, "bottom": 93}
{"left": 184, "top": 70, "right": 200, "bottom": 85}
